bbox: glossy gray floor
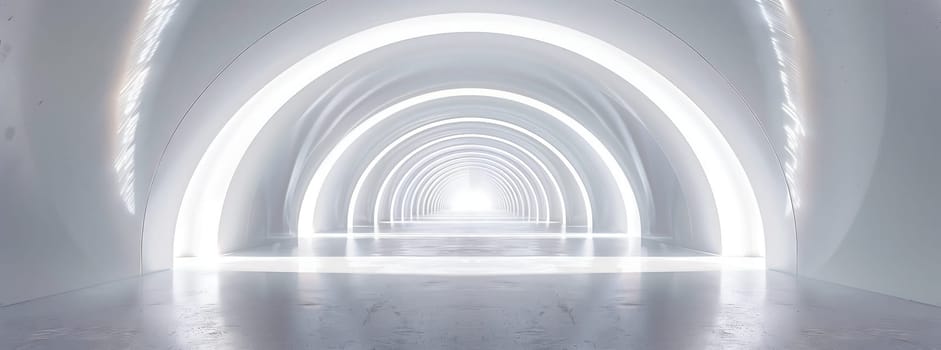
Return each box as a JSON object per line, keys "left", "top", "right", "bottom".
{"left": 2, "top": 239, "right": 941, "bottom": 349}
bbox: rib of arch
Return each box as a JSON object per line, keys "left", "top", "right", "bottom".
{"left": 378, "top": 142, "right": 559, "bottom": 229}
{"left": 345, "top": 117, "right": 596, "bottom": 235}
{"left": 423, "top": 166, "right": 540, "bottom": 223}
{"left": 383, "top": 136, "right": 563, "bottom": 227}
{"left": 383, "top": 149, "right": 551, "bottom": 226}
{"left": 408, "top": 160, "right": 534, "bottom": 223}
{"left": 174, "top": 12, "right": 764, "bottom": 258}
{"left": 324, "top": 92, "right": 636, "bottom": 238}
{"left": 414, "top": 165, "right": 524, "bottom": 220}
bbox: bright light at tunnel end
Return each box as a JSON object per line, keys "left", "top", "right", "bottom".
{"left": 449, "top": 188, "right": 495, "bottom": 212}
{"left": 343, "top": 115, "right": 600, "bottom": 235}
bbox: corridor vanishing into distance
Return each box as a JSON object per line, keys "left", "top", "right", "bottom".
{"left": 2, "top": 0, "right": 941, "bottom": 349}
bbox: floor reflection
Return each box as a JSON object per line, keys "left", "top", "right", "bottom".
{"left": 2, "top": 238, "right": 939, "bottom": 348}
{"left": 239, "top": 236, "right": 700, "bottom": 257}
{"left": 3, "top": 269, "right": 940, "bottom": 349}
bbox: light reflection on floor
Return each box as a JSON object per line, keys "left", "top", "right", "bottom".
{"left": 176, "top": 236, "right": 764, "bottom": 274}
{"left": 4, "top": 236, "right": 941, "bottom": 348}
{"left": 175, "top": 256, "right": 766, "bottom": 274}
{"left": 236, "top": 236, "right": 703, "bottom": 257}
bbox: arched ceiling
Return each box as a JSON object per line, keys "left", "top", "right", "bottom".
{"left": 12, "top": 0, "right": 941, "bottom": 308}
{"left": 129, "top": 0, "right": 795, "bottom": 269}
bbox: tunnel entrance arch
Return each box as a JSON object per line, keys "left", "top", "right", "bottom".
{"left": 141, "top": 6, "right": 794, "bottom": 274}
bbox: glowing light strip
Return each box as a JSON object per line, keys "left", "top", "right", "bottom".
{"left": 756, "top": 0, "right": 805, "bottom": 210}
{"left": 381, "top": 134, "right": 564, "bottom": 231}
{"left": 401, "top": 149, "right": 547, "bottom": 224}
{"left": 178, "top": 13, "right": 761, "bottom": 257}
{"left": 402, "top": 163, "right": 516, "bottom": 220}
{"left": 379, "top": 143, "right": 553, "bottom": 227}
{"left": 116, "top": 0, "right": 180, "bottom": 214}
{"left": 412, "top": 160, "right": 534, "bottom": 222}
{"left": 395, "top": 149, "right": 544, "bottom": 223}
{"left": 339, "top": 116, "right": 593, "bottom": 236}
{"left": 392, "top": 150, "right": 545, "bottom": 224}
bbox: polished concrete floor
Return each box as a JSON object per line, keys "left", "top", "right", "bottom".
{"left": 3, "top": 237, "right": 941, "bottom": 349}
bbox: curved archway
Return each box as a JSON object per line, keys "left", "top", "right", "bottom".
{"left": 392, "top": 157, "right": 525, "bottom": 224}
{"left": 412, "top": 164, "right": 526, "bottom": 221}
{"left": 174, "top": 12, "right": 762, "bottom": 258}
{"left": 375, "top": 135, "right": 567, "bottom": 231}
{"left": 339, "top": 116, "right": 599, "bottom": 235}
{"left": 381, "top": 148, "right": 551, "bottom": 226}
{"left": 429, "top": 172, "right": 515, "bottom": 218}
{"left": 404, "top": 157, "right": 539, "bottom": 223}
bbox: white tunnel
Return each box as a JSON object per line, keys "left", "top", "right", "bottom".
{"left": 160, "top": 8, "right": 776, "bottom": 258}
{"left": 2, "top": 0, "right": 941, "bottom": 348}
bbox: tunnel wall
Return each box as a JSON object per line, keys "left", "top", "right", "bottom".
{"left": 0, "top": 0, "right": 145, "bottom": 306}
{"left": 788, "top": 0, "right": 941, "bottom": 306}
{"left": 0, "top": 0, "right": 313, "bottom": 305}
{"left": 636, "top": 0, "right": 941, "bottom": 305}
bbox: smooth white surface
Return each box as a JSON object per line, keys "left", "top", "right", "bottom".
{"left": 789, "top": 0, "right": 941, "bottom": 305}
{"left": 0, "top": 0, "right": 167, "bottom": 305}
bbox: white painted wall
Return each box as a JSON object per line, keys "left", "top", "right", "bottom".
{"left": 0, "top": 0, "right": 143, "bottom": 305}
{"left": 789, "top": 0, "right": 941, "bottom": 306}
